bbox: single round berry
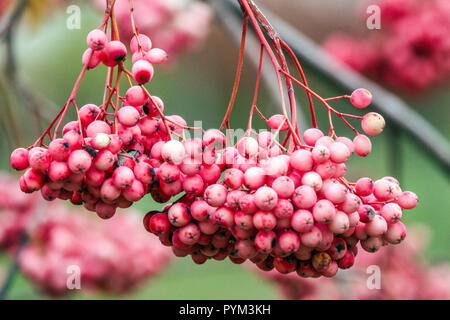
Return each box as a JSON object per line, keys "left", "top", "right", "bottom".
{"left": 350, "top": 88, "right": 372, "bottom": 108}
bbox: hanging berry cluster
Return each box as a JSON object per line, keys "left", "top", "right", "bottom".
{"left": 9, "top": 0, "right": 418, "bottom": 279}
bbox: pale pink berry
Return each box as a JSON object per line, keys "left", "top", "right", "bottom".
{"left": 340, "top": 193, "right": 362, "bottom": 214}
{"left": 239, "top": 194, "right": 258, "bottom": 214}
{"left": 358, "top": 204, "right": 376, "bottom": 223}
{"left": 234, "top": 211, "right": 254, "bottom": 230}
{"left": 204, "top": 184, "right": 227, "bottom": 207}
{"left": 40, "top": 184, "right": 60, "bottom": 201}
{"left": 268, "top": 114, "right": 288, "bottom": 131}
{"left": 335, "top": 136, "right": 354, "bottom": 153}
{"left": 117, "top": 106, "right": 140, "bottom": 127}
{"left": 29, "top": 149, "right": 50, "bottom": 172}
{"left": 79, "top": 104, "right": 101, "bottom": 128}
{"left": 86, "top": 120, "right": 111, "bottom": 137}
{"left": 213, "top": 207, "right": 234, "bottom": 228}
{"left": 303, "top": 128, "right": 324, "bottom": 146}
{"left": 365, "top": 215, "right": 388, "bottom": 236}
{"left": 146, "top": 48, "right": 168, "bottom": 64}
{"left": 86, "top": 29, "right": 108, "bottom": 50}
{"left": 295, "top": 246, "right": 313, "bottom": 261}
{"left": 380, "top": 203, "right": 402, "bottom": 223}
{"left": 47, "top": 139, "right": 70, "bottom": 161}
{"left": 100, "top": 178, "right": 121, "bottom": 201}
{"left": 132, "top": 60, "right": 154, "bottom": 84}
{"left": 292, "top": 185, "right": 317, "bottom": 209}
{"left": 234, "top": 240, "right": 257, "bottom": 260}
{"left": 300, "top": 226, "right": 322, "bottom": 248}
{"left": 290, "top": 149, "right": 313, "bottom": 172}
{"left": 252, "top": 211, "right": 277, "bottom": 231}
{"left": 168, "top": 203, "right": 191, "bottom": 227}
{"left": 237, "top": 137, "right": 258, "bottom": 158}
{"left": 315, "top": 160, "right": 337, "bottom": 179}
{"left": 10, "top": 148, "right": 29, "bottom": 170}
{"left": 130, "top": 34, "right": 152, "bottom": 53}
{"left": 361, "top": 236, "right": 383, "bottom": 252}
{"left": 190, "top": 200, "right": 210, "bottom": 222}
{"left": 199, "top": 164, "right": 221, "bottom": 184}
{"left": 301, "top": 171, "right": 323, "bottom": 191}
{"left": 278, "top": 230, "right": 300, "bottom": 254}
{"left": 94, "top": 149, "right": 115, "bottom": 171}
{"left": 112, "top": 166, "right": 135, "bottom": 189}
{"left": 373, "top": 179, "right": 395, "bottom": 201}
{"left": 313, "top": 199, "right": 336, "bottom": 223}
{"left": 48, "top": 161, "right": 70, "bottom": 182}
{"left": 104, "top": 40, "right": 127, "bottom": 64}
{"left": 158, "top": 162, "right": 180, "bottom": 184}
{"left": 243, "top": 166, "right": 266, "bottom": 190}
{"left": 273, "top": 199, "right": 294, "bottom": 219}
{"left": 311, "top": 145, "right": 330, "bottom": 164}
{"left": 397, "top": 191, "right": 418, "bottom": 209}
{"left": 315, "top": 136, "right": 334, "bottom": 148}
{"left": 146, "top": 96, "right": 165, "bottom": 117}
{"left": 384, "top": 221, "right": 406, "bottom": 244}
{"left": 329, "top": 142, "right": 351, "bottom": 163}
{"left": 254, "top": 187, "right": 278, "bottom": 211}
{"left": 224, "top": 168, "right": 244, "bottom": 189}
{"left": 272, "top": 176, "right": 295, "bottom": 199}
{"left": 291, "top": 209, "right": 314, "bottom": 232}
{"left": 362, "top": 112, "right": 385, "bottom": 136}
{"left": 125, "top": 86, "right": 147, "bottom": 107}
{"left": 85, "top": 167, "right": 105, "bottom": 187}
{"left": 328, "top": 211, "right": 350, "bottom": 234}
{"left": 353, "top": 134, "right": 372, "bottom": 156}
{"left": 350, "top": 88, "right": 372, "bottom": 108}
{"left": 263, "top": 156, "right": 288, "bottom": 178}
{"left": 161, "top": 140, "right": 185, "bottom": 164}
{"left": 82, "top": 48, "right": 104, "bottom": 69}
{"left": 257, "top": 131, "right": 273, "bottom": 148}
{"left": 183, "top": 174, "right": 204, "bottom": 195}
{"left": 337, "top": 250, "right": 354, "bottom": 269}
{"left": 254, "top": 230, "right": 276, "bottom": 253}
{"left": 355, "top": 177, "right": 374, "bottom": 196}
{"left": 68, "top": 150, "right": 92, "bottom": 173}
{"left": 324, "top": 182, "right": 347, "bottom": 204}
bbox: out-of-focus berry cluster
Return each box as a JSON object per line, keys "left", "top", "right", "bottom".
{"left": 0, "top": 174, "right": 172, "bottom": 296}
{"left": 323, "top": 0, "right": 450, "bottom": 92}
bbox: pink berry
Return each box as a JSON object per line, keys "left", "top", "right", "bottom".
{"left": 300, "top": 226, "right": 322, "bottom": 248}
{"left": 254, "top": 187, "right": 278, "bottom": 211}
{"left": 313, "top": 199, "right": 336, "bottom": 223}
{"left": 125, "top": 86, "right": 147, "bottom": 107}
{"left": 243, "top": 166, "right": 266, "bottom": 190}
{"left": 365, "top": 215, "right": 388, "bottom": 236}
{"left": 329, "top": 142, "right": 351, "bottom": 163}
{"left": 29, "top": 148, "right": 50, "bottom": 172}
{"left": 353, "top": 134, "right": 372, "bottom": 157}
{"left": 252, "top": 211, "right": 277, "bottom": 231}
{"left": 132, "top": 60, "right": 154, "bottom": 84}
{"left": 290, "top": 149, "right": 313, "bottom": 172}
{"left": 183, "top": 174, "right": 204, "bottom": 195}
{"left": 273, "top": 199, "right": 294, "bottom": 219}
{"left": 271, "top": 176, "right": 295, "bottom": 199}
{"left": 213, "top": 207, "right": 234, "bottom": 228}
{"left": 303, "top": 128, "right": 324, "bottom": 146}
{"left": 94, "top": 149, "right": 115, "bottom": 171}
{"left": 86, "top": 29, "right": 108, "bottom": 50}
{"left": 350, "top": 88, "right": 372, "bottom": 108}
{"left": 168, "top": 203, "right": 191, "bottom": 227}
{"left": 86, "top": 120, "right": 111, "bottom": 137}
{"left": 178, "top": 223, "right": 201, "bottom": 245}
{"left": 328, "top": 211, "right": 350, "bottom": 234}
{"left": 146, "top": 48, "right": 168, "bottom": 64}
{"left": 327, "top": 238, "right": 347, "bottom": 260}
{"left": 292, "top": 185, "right": 317, "bottom": 209}
{"left": 48, "top": 161, "right": 70, "bottom": 182}
{"left": 384, "top": 221, "right": 406, "bottom": 244}
{"left": 340, "top": 193, "right": 361, "bottom": 214}
{"left": 235, "top": 240, "right": 257, "bottom": 260}
{"left": 397, "top": 191, "right": 418, "bottom": 209}
{"left": 361, "top": 236, "right": 383, "bottom": 252}
{"left": 324, "top": 182, "right": 347, "bottom": 204}
{"left": 117, "top": 106, "right": 140, "bottom": 127}
{"left": 130, "top": 34, "right": 152, "bottom": 53}
{"left": 373, "top": 179, "right": 395, "bottom": 201}
{"left": 91, "top": 133, "right": 111, "bottom": 150}
{"left": 291, "top": 209, "right": 314, "bottom": 232}
{"left": 268, "top": 114, "right": 288, "bottom": 131}
{"left": 112, "top": 166, "right": 135, "bottom": 189}
{"left": 161, "top": 140, "right": 185, "bottom": 164}
{"left": 237, "top": 137, "right": 259, "bottom": 158}
{"left": 337, "top": 250, "right": 354, "bottom": 269}
{"left": 204, "top": 184, "right": 227, "bottom": 207}
{"left": 278, "top": 230, "right": 300, "bottom": 254}
{"left": 311, "top": 145, "right": 330, "bottom": 164}
{"left": 254, "top": 230, "right": 276, "bottom": 253}
{"left": 355, "top": 177, "right": 374, "bottom": 196}
{"left": 10, "top": 148, "right": 29, "bottom": 171}
{"left": 95, "top": 201, "right": 117, "bottom": 219}
{"left": 68, "top": 150, "right": 92, "bottom": 173}
{"left": 100, "top": 178, "right": 121, "bottom": 201}
{"left": 82, "top": 48, "right": 104, "bottom": 69}
{"left": 149, "top": 213, "right": 171, "bottom": 237}
{"left": 361, "top": 112, "right": 385, "bottom": 136}
{"left": 301, "top": 171, "right": 323, "bottom": 191}
{"left": 380, "top": 203, "right": 403, "bottom": 223}
{"left": 104, "top": 40, "right": 127, "bottom": 64}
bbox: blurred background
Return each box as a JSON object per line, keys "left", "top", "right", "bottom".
{"left": 0, "top": 0, "right": 448, "bottom": 299}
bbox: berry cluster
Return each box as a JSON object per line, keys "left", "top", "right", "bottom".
{"left": 9, "top": 0, "right": 419, "bottom": 279}
{"left": 143, "top": 115, "right": 417, "bottom": 277}
{"left": 255, "top": 226, "right": 450, "bottom": 299}
{"left": 323, "top": 0, "right": 450, "bottom": 91}
{"left": 0, "top": 174, "right": 172, "bottom": 296}
{"left": 94, "top": 0, "right": 212, "bottom": 63}
{"left": 10, "top": 28, "right": 173, "bottom": 219}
